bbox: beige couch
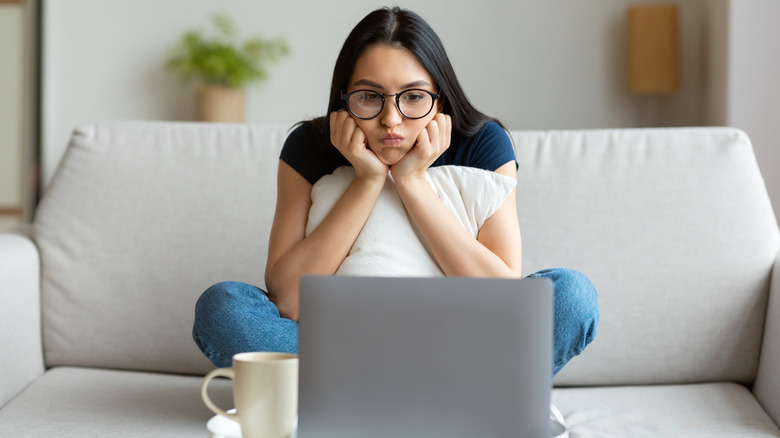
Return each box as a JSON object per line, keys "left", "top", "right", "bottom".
{"left": 1, "top": 121, "right": 779, "bottom": 437}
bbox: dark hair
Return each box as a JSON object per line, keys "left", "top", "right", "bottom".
{"left": 306, "top": 6, "right": 501, "bottom": 144}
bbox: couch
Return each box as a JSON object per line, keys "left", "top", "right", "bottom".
{"left": 1, "top": 121, "right": 778, "bottom": 437}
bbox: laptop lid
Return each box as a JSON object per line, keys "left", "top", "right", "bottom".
{"left": 297, "top": 276, "right": 553, "bottom": 438}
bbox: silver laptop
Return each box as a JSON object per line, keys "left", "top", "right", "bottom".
{"left": 297, "top": 276, "right": 553, "bottom": 438}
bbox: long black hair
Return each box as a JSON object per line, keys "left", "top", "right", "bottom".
{"left": 306, "top": 6, "right": 501, "bottom": 144}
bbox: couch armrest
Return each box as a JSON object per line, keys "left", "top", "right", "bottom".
{"left": 0, "top": 225, "right": 45, "bottom": 407}
{"left": 755, "top": 248, "right": 780, "bottom": 426}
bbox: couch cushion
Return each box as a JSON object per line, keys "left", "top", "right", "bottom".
{"left": 553, "top": 382, "right": 780, "bottom": 437}
{"left": 755, "top": 249, "right": 780, "bottom": 426}
{"left": 0, "top": 229, "right": 45, "bottom": 407}
{"left": 35, "top": 121, "right": 290, "bottom": 375}
{"left": 35, "top": 123, "right": 780, "bottom": 386}
{"left": 0, "top": 366, "right": 233, "bottom": 437}
{"left": 513, "top": 128, "right": 780, "bottom": 386}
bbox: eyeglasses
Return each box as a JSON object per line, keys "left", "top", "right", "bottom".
{"left": 341, "top": 89, "right": 440, "bottom": 120}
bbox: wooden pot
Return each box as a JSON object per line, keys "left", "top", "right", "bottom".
{"left": 195, "top": 84, "right": 246, "bottom": 123}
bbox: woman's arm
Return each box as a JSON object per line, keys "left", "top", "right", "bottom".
{"left": 394, "top": 161, "right": 522, "bottom": 278}
{"left": 265, "top": 114, "right": 389, "bottom": 321}
{"left": 264, "top": 162, "right": 384, "bottom": 321}
{"left": 392, "top": 116, "right": 522, "bottom": 278}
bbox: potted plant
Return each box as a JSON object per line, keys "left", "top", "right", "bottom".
{"left": 166, "top": 13, "right": 290, "bottom": 123}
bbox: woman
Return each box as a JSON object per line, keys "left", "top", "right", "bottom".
{"left": 193, "top": 7, "right": 598, "bottom": 378}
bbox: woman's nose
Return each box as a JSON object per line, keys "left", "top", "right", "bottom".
{"left": 380, "top": 98, "right": 403, "bottom": 127}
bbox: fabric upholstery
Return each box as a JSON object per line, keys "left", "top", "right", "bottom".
{"left": 34, "top": 121, "right": 290, "bottom": 375}
{"left": 12, "top": 122, "right": 778, "bottom": 436}
{"left": 553, "top": 382, "right": 780, "bottom": 437}
{"left": 33, "top": 123, "right": 780, "bottom": 384}
{"left": 755, "top": 248, "right": 780, "bottom": 426}
{"left": 0, "top": 228, "right": 45, "bottom": 407}
{"left": 511, "top": 128, "right": 780, "bottom": 386}
{"left": 0, "top": 367, "right": 233, "bottom": 437}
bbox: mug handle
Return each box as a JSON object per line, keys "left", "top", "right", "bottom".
{"left": 201, "top": 367, "right": 239, "bottom": 421}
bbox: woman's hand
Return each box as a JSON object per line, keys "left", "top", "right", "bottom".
{"left": 330, "top": 111, "right": 388, "bottom": 181}
{"left": 391, "top": 113, "right": 451, "bottom": 182}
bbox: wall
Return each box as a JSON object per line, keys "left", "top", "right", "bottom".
{"left": 0, "top": 3, "right": 24, "bottom": 232}
{"left": 703, "top": 0, "right": 729, "bottom": 126}
{"left": 727, "top": 0, "right": 780, "bottom": 215}
{"left": 41, "top": 0, "right": 711, "bottom": 187}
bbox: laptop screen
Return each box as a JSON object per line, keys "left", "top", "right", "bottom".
{"left": 297, "top": 276, "right": 552, "bottom": 438}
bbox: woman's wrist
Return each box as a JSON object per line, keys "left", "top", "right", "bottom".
{"left": 353, "top": 170, "right": 388, "bottom": 189}
{"left": 393, "top": 173, "right": 429, "bottom": 197}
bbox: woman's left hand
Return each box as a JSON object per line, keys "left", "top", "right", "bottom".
{"left": 391, "top": 113, "right": 451, "bottom": 182}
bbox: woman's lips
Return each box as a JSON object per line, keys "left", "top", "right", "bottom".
{"left": 381, "top": 134, "right": 404, "bottom": 146}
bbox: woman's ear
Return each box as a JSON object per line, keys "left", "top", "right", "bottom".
{"left": 438, "top": 94, "right": 445, "bottom": 112}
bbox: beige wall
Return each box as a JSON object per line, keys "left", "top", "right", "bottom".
{"left": 704, "top": 0, "right": 730, "bottom": 126}
{"left": 0, "top": 4, "right": 24, "bottom": 232}
{"left": 40, "top": 0, "right": 714, "bottom": 187}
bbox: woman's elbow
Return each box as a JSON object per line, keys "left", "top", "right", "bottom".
{"left": 268, "top": 288, "right": 300, "bottom": 322}
{"left": 279, "top": 305, "right": 299, "bottom": 322}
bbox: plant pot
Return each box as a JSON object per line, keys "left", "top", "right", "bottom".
{"left": 195, "top": 84, "right": 246, "bottom": 123}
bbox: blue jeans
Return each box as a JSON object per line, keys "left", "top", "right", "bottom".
{"left": 192, "top": 268, "right": 599, "bottom": 376}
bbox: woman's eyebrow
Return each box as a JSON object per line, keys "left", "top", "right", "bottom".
{"left": 400, "top": 80, "right": 431, "bottom": 89}
{"left": 353, "top": 79, "right": 384, "bottom": 88}
{"left": 352, "top": 79, "right": 432, "bottom": 89}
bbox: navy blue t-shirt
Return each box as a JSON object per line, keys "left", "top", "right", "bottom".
{"left": 280, "top": 121, "right": 516, "bottom": 186}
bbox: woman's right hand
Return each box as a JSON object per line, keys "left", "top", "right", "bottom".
{"left": 330, "top": 111, "right": 388, "bottom": 181}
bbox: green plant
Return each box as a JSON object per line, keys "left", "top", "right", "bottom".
{"left": 166, "top": 13, "right": 290, "bottom": 88}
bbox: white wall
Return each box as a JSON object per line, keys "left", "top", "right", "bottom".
{"left": 727, "top": 0, "right": 780, "bottom": 214}
{"left": 41, "top": 0, "right": 712, "bottom": 186}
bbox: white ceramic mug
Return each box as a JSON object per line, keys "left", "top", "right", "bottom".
{"left": 201, "top": 352, "right": 299, "bottom": 438}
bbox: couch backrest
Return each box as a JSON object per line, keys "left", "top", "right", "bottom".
{"left": 35, "top": 122, "right": 779, "bottom": 384}
{"left": 35, "top": 121, "right": 289, "bottom": 375}
{"left": 513, "top": 127, "right": 779, "bottom": 386}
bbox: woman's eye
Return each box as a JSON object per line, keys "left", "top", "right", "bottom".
{"left": 401, "top": 92, "right": 425, "bottom": 104}
{"left": 359, "top": 93, "right": 381, "bottom": 102}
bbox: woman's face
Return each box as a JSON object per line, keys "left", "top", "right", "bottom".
{"left": 346, "top": 44, "right": 441, "bottom": 166}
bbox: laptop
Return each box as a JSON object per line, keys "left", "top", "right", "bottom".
{"left": 297, "top": 276, "right": 553, "bottom": 438}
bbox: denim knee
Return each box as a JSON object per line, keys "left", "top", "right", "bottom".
{"left": 193, "top": 282, "right": 246, "bottom": 366}
{"left": 196, "top": 281, "right": 263, "bottom": 315}
{"left": 195, "top": 281, "right": 259, "bottom": 330}
{"left": 528, "top": 268, "right": 599, "bottom": 375}
{"left": 193, "top": 281, "right": 298, "bottom": 368}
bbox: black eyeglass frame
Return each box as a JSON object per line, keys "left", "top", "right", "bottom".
{"left": 341, "top": 89, "right": 441, "bottom": 120}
